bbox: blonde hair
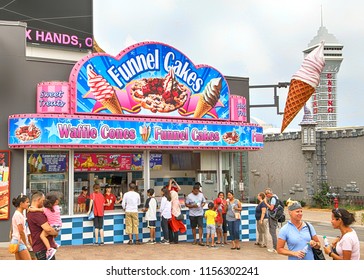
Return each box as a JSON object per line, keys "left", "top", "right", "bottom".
{"left": 286, "top": 198, "right": 302, "bottom": 211}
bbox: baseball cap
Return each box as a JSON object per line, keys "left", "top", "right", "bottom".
{"left": 82, "top": 186, "right": 88, "bottom": 191}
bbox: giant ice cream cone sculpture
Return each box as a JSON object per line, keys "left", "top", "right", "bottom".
{"left": 194, "top": 77, "right": 222, "bottom": 118}
{"left": 281, "top": 41, "right": 325, "bottom": 132}
{"left": 87, "top": 65, "right": 123, "bottom": 114}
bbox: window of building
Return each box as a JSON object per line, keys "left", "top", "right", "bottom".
{"left": 26, "top": 151, "right": 69, "bottom": 215}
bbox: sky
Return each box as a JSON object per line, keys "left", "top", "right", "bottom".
{"left": 93, "top": 0, "right": 364, "bottom": 131}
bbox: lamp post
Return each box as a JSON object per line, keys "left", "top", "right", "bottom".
{"left": 299, "top": 105, "right": 317, "bottom": 203}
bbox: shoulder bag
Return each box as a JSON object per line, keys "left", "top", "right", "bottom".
{"left": 88, "top": 194, "right": 95, "bottom": 220}
{"left": 8, "top": 224, "right": 19, "bottom": 254}
{"left": 176, "top": 204, "right": 184, "bottom": 221}
{"left": 305, "top": 222, "right": 325, "bottom": 260}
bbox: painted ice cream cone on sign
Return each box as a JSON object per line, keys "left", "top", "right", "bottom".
{"left": 139, "top": 125, "right": 151, "bottom": 142}
{"left": 281, "top": 41, "right": 325, "bottom": 132}
{"left": 193, "top": 77, "right": 222, "bottom": 118}
{"left": 87, "top": 65, "right": 123, "bottom": 114}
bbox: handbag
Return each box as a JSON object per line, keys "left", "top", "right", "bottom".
{"left": 176, "top": 205, "right": 184, "bottom": 221}
{"left": 8, "top": 243, "right": 19, "bottom": 254}
{"left": 88, "top": 200, "right": 94, "bottom": 220}
{"left": 305, "top": 222, "right": 325, "bottom": 260}
{"left": 176, "top": 213, "right": 184, "bottom": 221}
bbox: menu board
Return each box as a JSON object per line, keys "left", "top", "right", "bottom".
{"left": 150, "top": 153, "right": 162, "bottom": 170}
{"left": 27, "top": 153, "right": 68, "bottom": 173}
{"left": 0, "top": 150, "right": 10, "bottom": 220}
{"left": 131, "top": 154, "right": 143, "bottom": 170}
{"left": 74, "top": 153, "right": 132, "bottom": 172}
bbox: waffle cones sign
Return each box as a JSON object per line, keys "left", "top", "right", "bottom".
{"left": 70, "top": 42, "right": 230, "bottom": 120}
{"left": 8, "top": 116, "right": 263, "bottom": 150}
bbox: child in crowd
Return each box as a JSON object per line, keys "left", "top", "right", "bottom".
{"left": 214, "top": 198, "right": 224, "bottom": 246}
{"left": 28, "top": 194, "right": 62, "bottom": 260}
{"left": 142, "top": 188, "right": 157, "bottom": 244}
{"left": 204, "top": 202, "right": 217, "bottom": 248}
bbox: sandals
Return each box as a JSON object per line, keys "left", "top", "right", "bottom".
{"left": 254, "top": 242, "right": 260, "bottom": 245}
{"left": 198, "top": 242, "right": 206, "bottom": 246}
{"left": 192, "top": 240, "right": 198, "bottom": 245}
{"left": 127, "top": 240, "right": 133, "bottom": 245}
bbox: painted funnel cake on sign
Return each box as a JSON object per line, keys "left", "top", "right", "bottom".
{"left": 15, "top": 122, "right": 41, "bottom": 141}
{"left": 129, "top": 68, "right": 190, "bottom": 113}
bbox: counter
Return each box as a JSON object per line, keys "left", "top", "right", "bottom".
{"left": 55, "top": 204, "right": 257, "bottom": 246}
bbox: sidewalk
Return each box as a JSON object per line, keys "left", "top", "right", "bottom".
{"left": 0, "top": 208, "right": 362, "bottom": 260}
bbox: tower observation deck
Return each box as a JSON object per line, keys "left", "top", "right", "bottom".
{"left": 303, "top": 24, "right": 343, "bottom": 128}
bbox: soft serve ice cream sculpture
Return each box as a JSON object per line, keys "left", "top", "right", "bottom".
{"left": 281, "top": 41, "right": 325, "bottom": 132}
{"left": 87, "top": 64, "right": 123, "bottom": 114}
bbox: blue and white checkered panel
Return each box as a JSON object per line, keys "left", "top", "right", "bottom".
{"left": 55, "top": 206, "right": 257, "bottom": 246}
{"left": 240, "top": 207, "right": 256, "bottom": 241}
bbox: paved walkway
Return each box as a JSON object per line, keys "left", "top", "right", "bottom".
{"left": 0, "top": 208, "right": 362, "bottom": 260}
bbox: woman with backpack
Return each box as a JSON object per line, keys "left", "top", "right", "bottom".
{"left": 255, "top": 192, "right": 268, "bottom": 248}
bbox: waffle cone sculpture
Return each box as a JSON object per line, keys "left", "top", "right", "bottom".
{"left": 281, "top": 41, "right": 325, "bottom": 132}
{"left": 281, "top": 79, "right": 315, "bottom": 132}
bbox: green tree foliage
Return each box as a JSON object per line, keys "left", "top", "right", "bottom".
{"left": 312, "top": 182, "right": 331, "bottom": 208}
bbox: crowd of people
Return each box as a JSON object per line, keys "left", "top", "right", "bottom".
{"left": 9, "top": 183, "right": 361, "bottom": 260}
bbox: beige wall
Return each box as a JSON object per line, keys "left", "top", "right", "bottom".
{"left": 325, "top": 137, "right": 364, "bottom": 189}
{"left": 248, "top": 129, "right": 364, "bottom": 203}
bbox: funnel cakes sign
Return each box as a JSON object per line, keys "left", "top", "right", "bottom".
{"left": 70, "top": 42, "right": 229, "bottom": 120}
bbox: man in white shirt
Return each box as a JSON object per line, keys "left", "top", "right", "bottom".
{"left": 122, "top": 183, "right": 141, "bottom": 244}
{"left": 185, "top": 183, "right": 206, "bottom": 246}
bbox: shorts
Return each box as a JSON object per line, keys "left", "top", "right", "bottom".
{"left": 215, "top": 223, "right": 222, "bottom": 230}
{"left": 206, "top": 224, "right": 216, "bottom": 235}
{"left": 35, "top": 249, "right": 55, "bottom": 260}
{"left": 10, "top": 239, "right": 27, "bottom": 252}
{"left": 125, "top": 212, "right": 139, "bottom": 234}
{"left": 147, "top": 220, "right": 156, "bottom": 228}
{"left": 94, "top": 216, "right": 104, "bottom": 229}
{"left": 189, "top": 215, "right": 203, "bottom": 229}
{"left": 51, "top": 224, "right": 62, "bottom": 232}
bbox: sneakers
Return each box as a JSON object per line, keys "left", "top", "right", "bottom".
{"left": 267, "top": 248, "right": 277, "bottom": 254}
{"left": 146, "top": 240, "right": 156, "bottom": 244}
{"left": 160, "top": 239, "right": 170, "bottom": 244}
{"left": 55, "top": 242, "right": 61, "bottom": 249}
{"left": 46, "top": 248, "right": 57, "bottom": 260}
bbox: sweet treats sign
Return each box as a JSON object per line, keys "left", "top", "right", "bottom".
{"left": 70, "top": 42, "right": 230, "bottom": 120}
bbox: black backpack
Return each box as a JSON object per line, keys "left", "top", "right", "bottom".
{"left": 268, "top": 195, "right": 285, "bottom": 223}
